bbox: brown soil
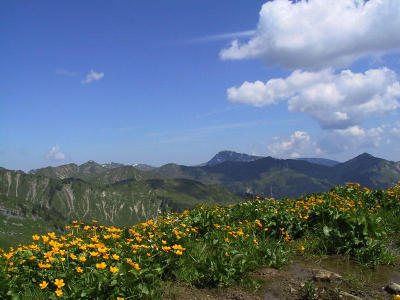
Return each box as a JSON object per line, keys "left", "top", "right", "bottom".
{"left": 162, "top": 255, "right": 400, "bottom": 300}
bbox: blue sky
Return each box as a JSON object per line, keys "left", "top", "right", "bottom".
{"left": 1, "top": 0, "right": 400, "bottom": 171}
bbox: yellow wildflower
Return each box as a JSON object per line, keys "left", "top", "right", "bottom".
{"left": 39, "top": 281, "right": 48, "bottom": 289}
{"left": 172, "top": 244, "right": 185, "bottom": 250}
{"left": 38, "top": 262, "right": 51, "bottom": 269}
{"left": 54, "top": 278, "right": 65, "bottom": 288}
{"left": 96, "top": 262, "right": 107, "bottom": 269}
{"left": 162, "top": 246, "right": 171, "bottom": 252}
{"left": 90, "top": 251, "right": 100, "bottom": 257}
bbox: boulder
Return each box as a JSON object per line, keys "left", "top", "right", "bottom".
{"left": 312, "top": 268, "right": 342, "bottom": 282}
{"left": 384, "top": 282, "right": 400, "bottom": 295}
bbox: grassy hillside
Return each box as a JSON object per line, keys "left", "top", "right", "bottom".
{"left": 148, "top": 153, "right": 400, "bottom": 199}
{"left": 0, "top": 168, "right": 240, "bottom": 250}
{"left": 148, "top": 158, "right": 334, "bottom": 199}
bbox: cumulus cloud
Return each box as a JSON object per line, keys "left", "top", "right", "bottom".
{"left": 318, "top": 125, "right": 386, "bottom": 153}
{"left": 46, "top": 144, "right": 65, "bottom": 160}
{"left": 267, "top": 131, "right": 319, "bottom": 157}
{"left": 220, "top": 0, "right": 400, "bottom": 70}
{"left": 81, "top": 70, "right": 104, "bottom": 84}
{"left": 227, "top": 67, "right": 400, "bottom": 129}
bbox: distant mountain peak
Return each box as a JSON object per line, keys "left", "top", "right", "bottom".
{"left": 349, "top": 152, "right": 379, "bottom": 162}
{"left": 206, "top": 150, "right": 263, "bottom": 167}
{"left": 131, "top": 163, "right": 155, "bottom": 172}
{"left": 80, "top": 160, "right": 100, "bottom": 166}
{"left": 78, "top": 160, "right": 104, "bottom": 174}
{"left": 358, "top": 152, "right": 373, "bottom": 158}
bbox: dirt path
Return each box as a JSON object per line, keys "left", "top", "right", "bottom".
{"left": 163, "top": 255, "right": 400, "bottom": 299}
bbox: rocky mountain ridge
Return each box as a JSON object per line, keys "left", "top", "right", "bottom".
{"left": 0, "top": 165, "right": 239, "bottom": 248}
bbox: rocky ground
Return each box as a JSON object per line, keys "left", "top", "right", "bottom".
{"left": 162, "top": 255, "right": 400, "bottom": 300}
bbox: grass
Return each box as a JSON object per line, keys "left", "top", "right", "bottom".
{"left": 0, "top": 181, "right": 399, "bottom": 299}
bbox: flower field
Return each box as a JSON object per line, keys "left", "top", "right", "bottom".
{"left": 1, "top": 181, "right": 399, "bottom": 299}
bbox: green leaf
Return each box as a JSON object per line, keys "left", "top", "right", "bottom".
{"left": 323, "top": 225, "right": 330, "bottom": 237}
{"left": 110, "top": 279, "right": 118, "bottom": 286}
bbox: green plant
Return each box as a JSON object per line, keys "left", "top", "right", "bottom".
{"left": 300, "top": 280, "right": 317, "bottom": 300}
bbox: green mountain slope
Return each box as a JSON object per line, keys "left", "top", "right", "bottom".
{"left": 330, "top": 153, "right": 400, "bottom": 189}
{"left": 29, "top": 161, "right": 108, "bottom": 179}
{"left": 295, "top": 157, "right": 340, "bottom": 167}
{"left": 148, "top": 153, "right": 400, "bottom": 199}
{"left": 29, "top": 152, "right": 399, "bottom": 201}
{"left": 81, "top": 165, "right": 154, "bottom": 185}
{"left": 29, "top": 163, "right": 80, "bottom": 179}
{"left": 0, "top": 168, "right": 240, "bottom": 249}
{"left": 30, "top": 161, "right": 155, "bottom": 185}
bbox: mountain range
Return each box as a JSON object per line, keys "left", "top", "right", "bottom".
{"left": 1, "top": 151, "right": 399, "bottom": 249}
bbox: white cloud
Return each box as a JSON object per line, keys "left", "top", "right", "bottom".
{"left": 46, "top": 144, "right": 65, "bottom": 160}
{"left": 268, "top": 125, "right": 388, "bottom": 157}
{"left": 190, "top": 30, "right": 255, "bottom": 43}
{"left": 220, "top": 0, "right": 400, "bottom": 70}
{"left": 267, "top": 131, "right": 315, "bottom": 157}
{"left": 334, "top": 125, "right": 366, "bottom": 137}
{"left": 318, "top": 125, "right": 386, "bottom": 153}
{"left": 56, "top": 69, "right": 76, "bottom": 76}
{"left": 227, "top": 67, "right": 400, "bottom": 129}
{"left": 391, "top": 128, "right": 400, "bottom": 135}
{"left": 389, "top": 121, "right": 400, "bottom": 137}
{"left": 81, "top": 70, "right": 104, "bottom": 84}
